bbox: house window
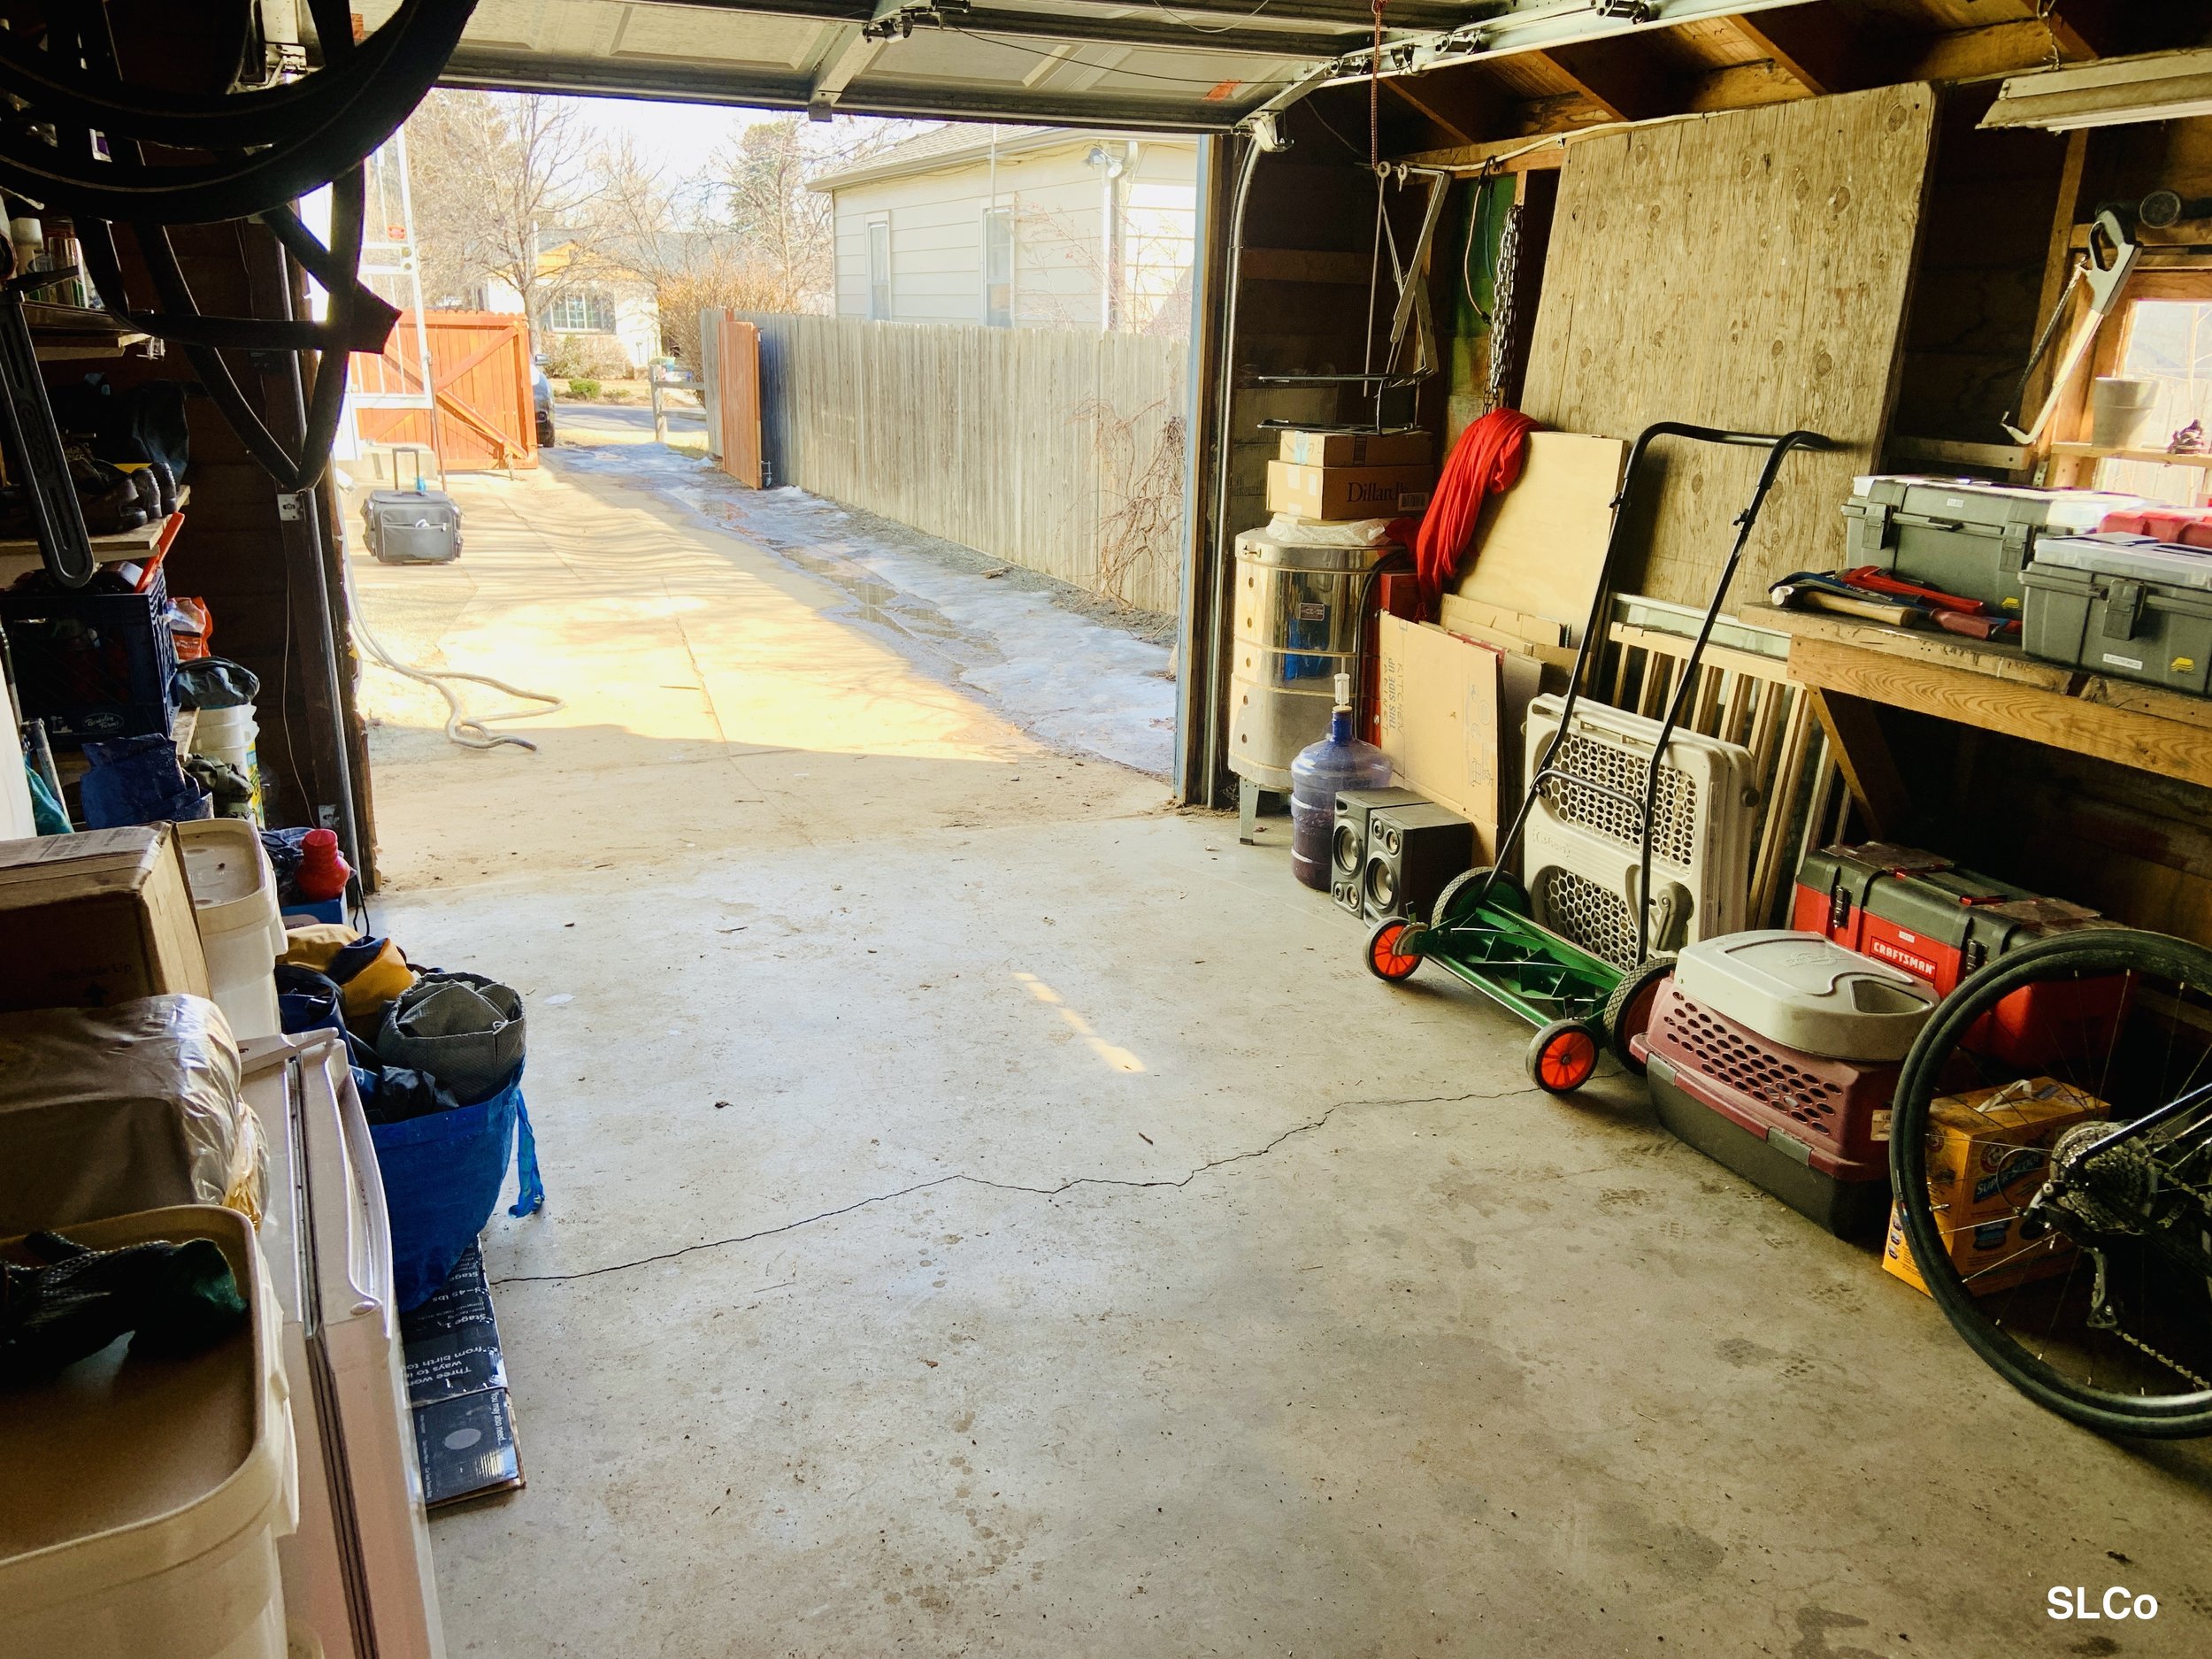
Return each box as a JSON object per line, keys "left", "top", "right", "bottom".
{"left": 546, "top": 289, "right": 615, "bottom": 334}
{"left": 867, "top": 217, "right": 892, "bottom": 321}
{"left": 983, "top": 207, "right": 1014, "bottom": 328}
{"left": 2093, "top": 289, "right": 2212, "bottom": 507}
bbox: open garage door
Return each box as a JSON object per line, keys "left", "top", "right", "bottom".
{"left": 344, "top": 2, "right": 1893, "bottom": 132}
{"left": 340, "top": 1, "right": 1980, "bottom": 133}
{"left": 346, "top": 0, "right": 1475, "bottom": 130}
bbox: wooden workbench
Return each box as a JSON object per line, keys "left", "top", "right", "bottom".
{"left": 1741, "top": 602, "right": 2212, "bottom": 836}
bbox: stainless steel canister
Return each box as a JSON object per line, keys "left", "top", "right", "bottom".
{"left": 1227, "top": 529, "right": 1385, "bottom": 790}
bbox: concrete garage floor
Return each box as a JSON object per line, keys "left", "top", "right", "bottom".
{"left": 352, "top": 448, "right": 2212, "bottom": 1659}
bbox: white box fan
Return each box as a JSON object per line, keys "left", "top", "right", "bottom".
{"left": 1519, "top": 694, "right": 1761, "bottom": 968}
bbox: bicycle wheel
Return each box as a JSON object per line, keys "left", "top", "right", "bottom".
{"left": 1890, "top": 928, "right": 2212, "bottom": 1439}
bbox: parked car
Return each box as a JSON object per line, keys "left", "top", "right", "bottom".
{"left": 532, "top": 362, "right": 556, "bottom": 448}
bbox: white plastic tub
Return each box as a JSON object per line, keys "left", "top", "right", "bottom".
{"left": 0, "top": 1204, "right": 298, "bottom": 1659}
{"left": 178, "top": 818, "right": 287, "bottom": 1041}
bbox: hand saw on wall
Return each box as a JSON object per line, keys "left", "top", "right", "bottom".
{"left": 2002, "top": 209, "right": 2140, "bottom": 447}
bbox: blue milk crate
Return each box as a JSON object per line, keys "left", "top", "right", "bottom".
{"left": 0, "top": 568, "right": 178, "bottom": 742}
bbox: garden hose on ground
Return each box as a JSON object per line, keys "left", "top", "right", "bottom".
{"left": 338, "top": 551, "right": 563, "bottom": 753}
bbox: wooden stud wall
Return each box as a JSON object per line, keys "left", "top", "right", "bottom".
{"left": 1518, "top": 84, "right": 1938, "bottom": 607}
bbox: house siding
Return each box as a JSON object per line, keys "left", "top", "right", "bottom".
{"left": 826, "top": 137, "right": 1195, "bottom": 332}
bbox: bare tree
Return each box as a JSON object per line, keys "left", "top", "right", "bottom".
{"left": 712, "top": 117, "right": 839, "bottom": 314}
{"left": 403, "top": 91, "right": 600, "bottom": 334}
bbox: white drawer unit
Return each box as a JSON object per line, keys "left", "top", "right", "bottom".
{"left": 242, "top": 1035, "right": 447, "bottom": 1659}
{"left": 1520, "top": 693, "right": 1761, "bottom": 967}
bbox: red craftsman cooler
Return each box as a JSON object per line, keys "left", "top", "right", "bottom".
{"left": 1790, "top": 842, "right": 2120, "bottom": 1066}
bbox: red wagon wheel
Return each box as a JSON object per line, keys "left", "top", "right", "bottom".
{"left": 1366, "top": 918, "right": 1424, "bottom": 984}
{"left": 1527, "top": 1018, "right": 1601, "bottom": 1094}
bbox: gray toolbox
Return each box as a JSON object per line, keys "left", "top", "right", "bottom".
{"left": 361, "top": 488, "right": 463, "bottom": 565}
{"left": 1840, "top": 476, "right": 2138, "bottom": 614}
{"left": 2022, "top": 533, "right": 2212, "bottom": 695}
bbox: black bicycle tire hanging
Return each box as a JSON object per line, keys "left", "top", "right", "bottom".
{"left": 0, "top": 0, "right": 473, "bottom": 581}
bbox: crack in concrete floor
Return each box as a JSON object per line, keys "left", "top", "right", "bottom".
{"left": 489, "top": 1084, "right": 1544, "bottom": 1287}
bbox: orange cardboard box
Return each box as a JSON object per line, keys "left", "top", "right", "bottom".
{"left": 1883, "top": 1077, "right": 2106, "bottom": 1297}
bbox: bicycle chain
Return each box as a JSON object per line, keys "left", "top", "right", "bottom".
{"left": 2113, "top": 1322, "right": 2211, "bottom": 1392}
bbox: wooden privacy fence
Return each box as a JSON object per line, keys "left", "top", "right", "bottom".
{"left": 351, "top": 310, "right": 537, "bottom": 473}
{"left": 706, "top": 311, "right": 1187, "bottom": 617}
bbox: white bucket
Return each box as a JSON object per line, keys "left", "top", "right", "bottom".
{"left": 0, "top": 1205, "right": 298, "bottom": 1659}
{"left": 2091, "top": 376, "right": 2160, "bottom": 450}
{"left": 194, "top": 706, "right": 258, "bottom": 766}
{"left": 177, "top": 818, "right": 287, "bottom": 1041}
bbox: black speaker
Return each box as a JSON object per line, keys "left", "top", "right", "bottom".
{"left": 1363, "top": 803, "right": 1473, "bottom": 923}
{"left": 1331, "top": 787, "right": 1423, "bottom": 916}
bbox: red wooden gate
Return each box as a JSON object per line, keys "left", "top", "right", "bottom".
{"left": 353, "top": 311, "right": 537, "bottom": 472}
{"left": 710, "top": 313, "right": 762, "bottom": 489}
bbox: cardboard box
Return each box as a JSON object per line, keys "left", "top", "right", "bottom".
{"left": 0, "top": 826, "right": 211, "bottom": 1012}
{"left": 1438, "top": 595, "right": 1581, "bottom": 676}
{"left": 1375, "top": 615, "right": 1543, "bottom": 853}
{"left": 1883, "top": 1077, "right": 2107, "bottom": 1297}
{"left": 1267, "top": 460, "right": 1433, "bottom": 522}
{"left": 1278, "top": 428, "right": 1433, "bottom": 469}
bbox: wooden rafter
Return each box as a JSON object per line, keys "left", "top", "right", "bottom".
{"left": 1904, "top": 17, "right": 2101, "bottom": 83}
{"left": 1724, "top": 6, "right": 1862, "bottom": 97}
{"left": 2038, "top": 0, "right": 2122, "bottom": 62}
{"left": 1534, "top": 37, "right": 1670, "bottom": 125}
{"left": 1368, "top": 0, "right": 2134, "bottom": 167}
{"left": 1385, "top": 73, "right": 1502, "bottom": 150}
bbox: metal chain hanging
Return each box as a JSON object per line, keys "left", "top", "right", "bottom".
{"left": 1486, "top": 195, "right": 1524, "bottom": 414}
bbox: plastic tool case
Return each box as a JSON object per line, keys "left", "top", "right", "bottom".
{"left": 1839, "top": 476, "right": 2137, "bottom": 613}
{"left": 2021, "top": 533, "right": 2212, "bottom": 693}
{"left": 1521, "top": 694, "right": 1760, "bottom": 968}
{"left": 1791, "top": 841, "right": 2116, "bottom": 1066}
{"left": 361, "top": 489, "right": 462, "bottom": 565}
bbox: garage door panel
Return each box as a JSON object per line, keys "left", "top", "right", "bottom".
{"left": 350, "top": 0, "right": 1351, "bottom": 128}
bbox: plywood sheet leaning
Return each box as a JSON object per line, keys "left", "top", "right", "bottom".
{"left": 1519, "top": 84, "right": 1937, "bottom": 606}
{"left": 1450, "top": 431, "right": 1626, "bottom": 641}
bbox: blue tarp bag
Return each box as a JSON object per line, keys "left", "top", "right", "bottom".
{"left": 369, "top": 1064, "right": 543, "bottom": 1310}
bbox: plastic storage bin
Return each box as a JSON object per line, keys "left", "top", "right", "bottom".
{"left": 1672, "top": 931, "right": 1933, "bottom": 1061}
{"left": 0, "top": 1204, "right": 297, "bottom": 1659}
{"left": 1839, "top": 476, "right": 2138, "bottom": 614}
{"left": 1632, "top": 979, "right": 1897, "bottom": 1238}
{"left": 2021, "top": 533, "right": 2212, "bottom": 693}
{"left": 179, "top": 818, "right": 288, "bottom": 1041}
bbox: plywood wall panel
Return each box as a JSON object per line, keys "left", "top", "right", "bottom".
{"left": 1520, "top": 84, "right": 1937, "bottom": 605}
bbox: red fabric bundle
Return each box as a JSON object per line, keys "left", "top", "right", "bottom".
{"left": 1413, "top": 407, "right": 1540, "bottom": 617}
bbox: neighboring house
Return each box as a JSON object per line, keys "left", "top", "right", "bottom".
{"left": 480, "top": 239, "right": 662, "bottom": 372}
{"left": 812, "top": 125, "right": 1197, "bottom": 334}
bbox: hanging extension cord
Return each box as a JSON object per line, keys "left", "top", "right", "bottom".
{"left": 338, "top": 550, "right": 564, "bottom": 751}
